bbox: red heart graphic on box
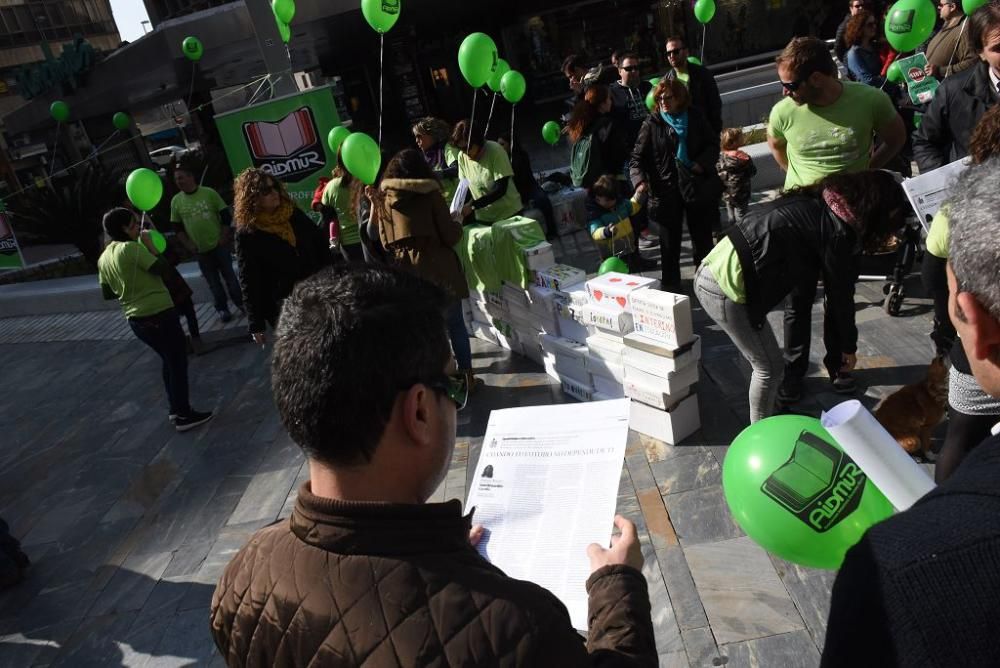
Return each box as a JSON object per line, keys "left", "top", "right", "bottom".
{"left": 609, "top": 278, "right": 623, "bottom": 283}
{"left": 626, "top": 281, "right": 639, "bottom": 286}
{"left": 616, "top": 296, "right": 627, "bottom": 308}
{"left": 593, "top": 290, "right": 604, "bottom": 301}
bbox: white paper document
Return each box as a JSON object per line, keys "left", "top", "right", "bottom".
{"left": 450, "top": 178, "right": 470, "bottom": 217}
{"left": 902, "top": 158, "right": 969, "bottom": 231}
{"left": 465, "top": 399, "right": 631, "bottom": 630}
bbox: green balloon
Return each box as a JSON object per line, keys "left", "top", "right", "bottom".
{"left": 271, "top": 0, "right": 295, "bottom": 24}
{"left": 341, "top": 132, "right": 381, "bottom": 185}
{"left": 694, "top": 0, "right": 716, "bottom": 24}
{"left": 182, "top": 36, "right": 203, "bottom": 62}
{"left": 112, "top": 112, "right": 131, "bottom": 131}
{"left": 276, "top": 19, "right": 291, "bottom": 44}
{"left": 361, "top": 0, "right": 400, "bottom": 33}
{"left": 687, "top": 56, "right": 702, "bottom": 66}
{"left": 541, "top": 121, "right": 561, "bottom": 146}
{"left": 645, "top": 89, "right": 655, "bottom": 111}
{"left": 500, "top": 70, "right": 526, "bottom": 104}
{"left": 126, "top": 168, "right": 164, "bottom": 212}
{"left": 964, "top": 0, "right": 988, "bottom": 13}
{"left": 722, "top": 415, "right": 895, "bottom": 570}
{"left": 886, "top": 61, "right": 904, "bottom": 84}
{"left": 488, "top": 58, "right": 511, "bottom": 93}
{"left": 148, "top": 229, "right": 167, "bottom": 254}
{"left": 883, "top": 0, "right": 936, "bottom": 53}
{"left": 327, "top": 126, "right": 350, "bottom": 154}
{"left": 50, "top": 100, "right": 69, "bottom": 122}
{"left": 598, "top": 257, "right": 629, "bottom": 275}
{"left": 648, "top": 77, "right": 662, "bottom": 87}
{"left": 458, "top": 32, "right": 498, "bottom": 88}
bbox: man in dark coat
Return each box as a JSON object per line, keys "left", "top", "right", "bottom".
{"left": 913, "top": 2, "right": 1000, "bottom": 171}
{"left": 210, "top": 266, "right": 657, "bottom": 667}
{"left": 663, "top": 36, "right": 723, "bottom": 134}
{"left": 822, "top": 158, "right": 1000, "bottom": 668}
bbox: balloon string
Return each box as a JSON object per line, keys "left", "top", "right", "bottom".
{"left": 47, "top": 121, "right": 61, "bottom": 178}
{"left": 378, "top": 33, "right": 384, "bottom": 148}
{"left": 701, "top": 24, "right": 706, "bottom": 62}
{"left": 91, "top": 129, "right": 120, "bottom": 158}
{"left": 484, "top": 92, "right": 497, "bottom": 135}
{"left": 510, "top": 104, "right": 515, "bottom": 154}
{"left": 468, "top": 88, "right": 478, "bottom": 149}
{"left": 185, "top": 62, "right": 197, "bottom": 117}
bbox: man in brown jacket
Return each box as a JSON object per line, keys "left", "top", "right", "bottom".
{"left": 924, "top": 1, "right": 979, "bottom": 79}
{"left": 210, "top": 265, "right": 657, "bottom": 667}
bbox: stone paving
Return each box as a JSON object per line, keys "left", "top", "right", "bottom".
{"left": 0, "top": 225, "right": 940, "bottom": 667}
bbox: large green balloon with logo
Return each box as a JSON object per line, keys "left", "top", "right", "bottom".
{"left": 487, "top": 58, "right": 511, "bottom": 93}
{"left": 125, "top": 168, "right": 164, "bottom": 212}
{"left": 341, "top": 132, "right": 381, "bottom": 185}
{"left": 883, "top": 0, "right": 936, "bottom": 53}
{"left": 181, "top": 36, "right": 203, "bottom": 62}
{"left": 500, "top": 70, "right": 526, "bottom": 103}
{"left": 458, "top": 32, "right": 498, "bottom": 88}
{"left": 722, "top": 415, "right": 894, "bottom": 570}
{"left": 694, "top": 0, "right": 716, "bottom": 24}
{"left": 361, "top": 0, "right": 400, "bottom": 33}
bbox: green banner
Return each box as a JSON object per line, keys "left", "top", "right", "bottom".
{"left": 214, "top": 85, "right": 342, "bottom": 220}
{"left": 0, "top": 211, "right": 25, "bottom": 270}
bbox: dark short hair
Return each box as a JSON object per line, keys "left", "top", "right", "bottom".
{"left": 619, "top": 51, "right": 639, "bottom": 64}
{"left": 591, "top": 175, "right": 619, "bottom": 199}
{"left": 451, "top": 118, "right": 487, "bottom": 151}
{"left": 102, "top": 207, "right": 134, "bottom": 242}
{"left": 969, "top": 0, "right": 1000, "bottom": 53}
{"left": 562, "top": 54, "right": 586, "bottom": 75}
{"left": 665, "top": 35, "right": 686, "bottom": 49}
{"left": 776, "top": 36, "right": 837, "bottom": 81}
{"left": 271, "top": 265, "right": 452, "bottom": 467}
{"left": 384, "top": 148, "right": 436, "bottom": 180}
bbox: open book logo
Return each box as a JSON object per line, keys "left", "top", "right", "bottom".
{"left": 760, "top": 430, "right": 866, "bottom": 533}
{"left": 242, "top": 107, "right": 325, "bottom": 181}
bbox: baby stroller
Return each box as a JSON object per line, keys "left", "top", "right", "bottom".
{"left": 857, "top": 213, "right": 923, "bottom": 316}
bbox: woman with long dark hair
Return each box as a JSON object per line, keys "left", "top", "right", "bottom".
{"left": 630, "top": 77, "right": 721, "bottom": 289}
{"left": 694, "top": 169, "right": 907, "bottom": 423}
{"left": 566, "top": 83, "right": 627, "bottom": 191}
{"left": 376, "top": 148, "right": 478, "bottom": 388}
{"left": 233, "top": 168, "right": 330, "bottom": 344}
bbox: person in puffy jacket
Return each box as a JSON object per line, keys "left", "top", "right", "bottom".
{"left": 694, "top": 170, "right": 907, "bottom": 423}
{"left": 716, "top": 127, "right": 757, "bottom": 228}
{"left": 210, "top": 265, "right": 657, "bottom": 667}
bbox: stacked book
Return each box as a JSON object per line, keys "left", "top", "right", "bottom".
{"left": 624, "top": 289, "right": 701, "bottom": 444}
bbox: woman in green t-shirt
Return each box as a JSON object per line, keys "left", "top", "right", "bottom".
{"left": 97, "top": 208, "right": 213, "bottom": 432}
{"left": 320, "top": 149, "right": 365, "bottom": 263}
{"left": 450, "top": 119, "right": 523, "bottom": 225}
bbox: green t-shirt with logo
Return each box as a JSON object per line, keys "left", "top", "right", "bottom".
{"left": 320, "top": 176, "right": 361, "bottom": 245}
{"left": 768, "top": 81, "right": 897, "bottom": 190}
{"left": 170, "top": 187, "right": 228, "bottom": 253}
{"left": 457, "top": 140, "right": 523, "bottom": 224}
{"left": 98, "top": 240, "right": 174, "bottom": 319}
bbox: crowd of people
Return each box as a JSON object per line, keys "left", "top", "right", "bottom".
{"left": 32, "top": 1, "right": 997, "bottom": 664}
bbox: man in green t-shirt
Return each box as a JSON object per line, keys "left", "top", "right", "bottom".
{"left": 767, "top": 37, "right": 906, "bottom": 402}
{"left": 171, "top": 167, "right": 243, "bottom": 322}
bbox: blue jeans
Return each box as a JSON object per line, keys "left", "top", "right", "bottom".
{"left": 197, "top": 244, "right": 243, "bottom": 312}
{"left": 446, "top": 303, "right": 473, "bottom": 371}
{"left": 129, "top": 308, "right": 191, "bottom": 416}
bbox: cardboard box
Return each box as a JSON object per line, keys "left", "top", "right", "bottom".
{"left": 523, "top": 242, "right": 556, "bottom": 271}
{"left": 623, "top": 335, "right": 702, "bottom": 377}
{"left": 561, "top": 374, "right": 594, "bottom": 402}
{"left": 534, "top": 264, "right": 586, "bottom": 292}
{"left": 582, "top": 304, "right": 635, "bottom": 336}
{"left": 630, "top": 290, "right": 694, "bottom": 349}
{"left": 557, "top": 316, "right": 591, "bottom": 344}
{"left": 471, "top": 321, "right": 499, "bottom": 346}
{"left": 585, "top": 272, "right": 660, "bottom": 313}
{"left": 587, "top": 354, "right": 626, "bottom": 384}
{"left": 556, "top": 354, "right": 589, "bottom": 383}
{"left": 586, "top": 333, "right": 626, "bottom": 366}
{"left": 593, "top": 375, "right": 626, "bottom": 398}
{"left": 624, "top": 363, "right": 698, "bottom": 409}
{"left": 502, "top": 282, "right": 530, "bottom": 308}
{"left": 629, "top": 394, "right": 701, "bottom": 445}
{"left": 522, "top": 339, "right": 545, "bottom": 366}
{"left": 528, "top": 285, "right": 560, "bottom": 313}
{"left": 469, "top": 300, "right": 491, "bottom": 324}
{"left": 550, "top": 187, "right": 588, "bottom": 236}
{"left": 541, "top": 334, "right": 587, "bottom": 358}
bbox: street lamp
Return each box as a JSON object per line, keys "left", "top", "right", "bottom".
{"left": 141, "top": 20, "right": 150, "bottom": 34}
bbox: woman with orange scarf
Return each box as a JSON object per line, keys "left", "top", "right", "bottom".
{"left": 233, "top": 168, "right": 330, "bottom": 344}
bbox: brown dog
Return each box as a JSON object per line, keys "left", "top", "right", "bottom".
{"left": 874, "top": 356, "right": 949, "bottom": 459}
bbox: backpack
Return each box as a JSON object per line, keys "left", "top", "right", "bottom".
{"left": 570, "top": 130, "right": 606, "bottom": 189}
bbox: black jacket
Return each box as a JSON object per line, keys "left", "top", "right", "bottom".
{"left": 629, "top": 108, "right": 719, "bottom": 199}
{"left": 577, "top": 115, "right": 629, "bottom": 190}
{"left": 726, "top": 195, "right": 858, "bottom": 353}
{"left": 913, "top": 62, "right": 999, "bottom": 172}
{"left": 610, "top": 80, "right": 654, "bottom": 149}
{"left": 822, "top": 433, "right": 1000, "bottom": 667}
{"left": 235, "top": 208, "right": 330, "bottom": 333}
{"left": 666, "top": 64, "right": 722, "bottom": 134}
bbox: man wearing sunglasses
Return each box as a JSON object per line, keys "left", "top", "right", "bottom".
{"left": 664, "top": 36, "right": 722, "bottom": 134}
{"left": 925, "top": 0, "right": 978, "bottom": 79}
{"left": 210, "top": 265, "right": 656, "bottom": 666}
{"left": 767, "top": 36, "right": 905, "bottom": 403}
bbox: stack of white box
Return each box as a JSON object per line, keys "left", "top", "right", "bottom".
{"left": 624, "top": 289, "right": 702, "bottom": 444}
{"left": 579, "top": 272, "right": 661, "bottom": 402}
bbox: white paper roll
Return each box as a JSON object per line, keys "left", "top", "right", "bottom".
{"left": 821, "top": 399, "right": 936, "bottom": 511}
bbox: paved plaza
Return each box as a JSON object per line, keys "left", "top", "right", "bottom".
{"left": 0, "top": 227, "right": 940, "bottom": 667}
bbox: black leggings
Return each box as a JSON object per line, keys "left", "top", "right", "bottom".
{"left": 936, "top": 408, "right": 999, "bottom": 483}
{"left": 176, "top": 298, "right": 200, "bottom": 339}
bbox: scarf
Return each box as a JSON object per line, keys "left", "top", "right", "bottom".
{"left": 822, "top": 188, "right": 858, "bottom": 227}
{"left": 252, "top": 200, "right": 297, "bottom": 247}
{"left": 660, "top": 111, "right": 691, "bottom": 167}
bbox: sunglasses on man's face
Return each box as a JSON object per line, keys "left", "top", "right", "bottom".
{"left": 621, "top": 65, "right": 639, "bottom": 72}
{"left": 665, "top": 48, "right": 685, "bottom": 56}
{"left": 403, "top": 373, "right": 469, "bottom": 411}
{"left": 781, "top": 78, "right": 805, "bottom": 92}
